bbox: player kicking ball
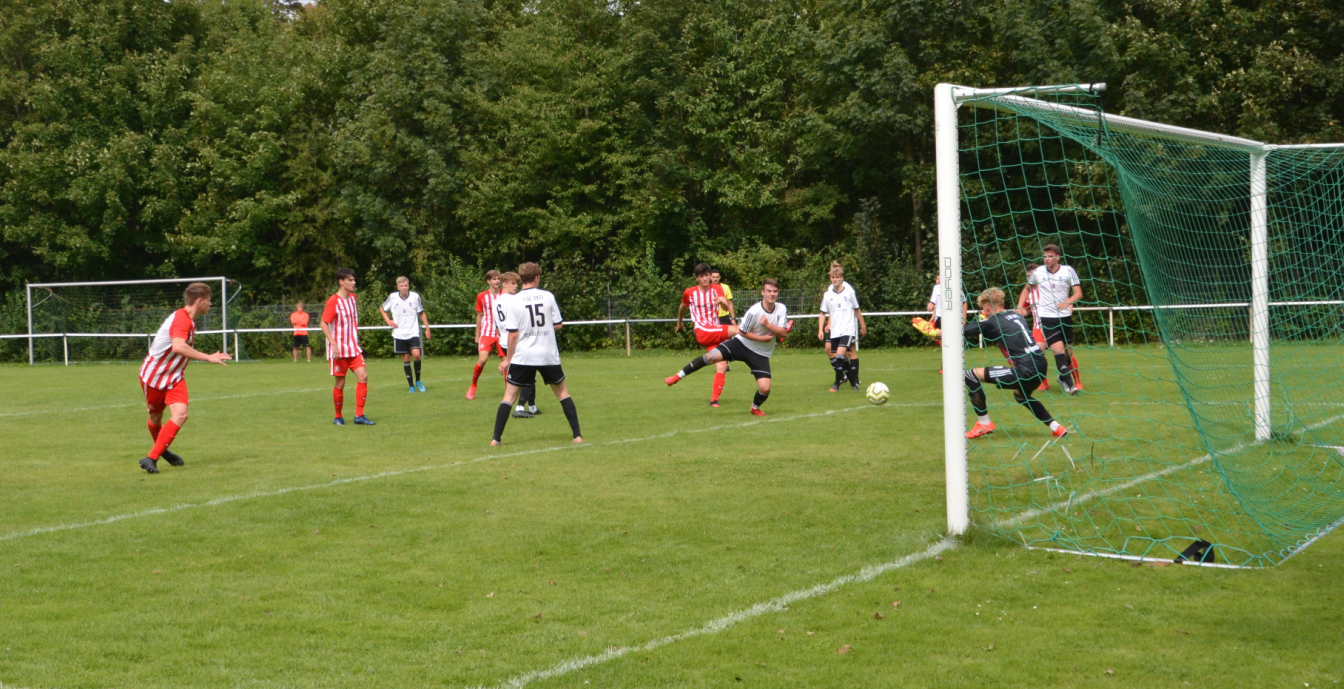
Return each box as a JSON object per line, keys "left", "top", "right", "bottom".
{"left": 321, "top": 268, "right": 374, "bottom": 426}
{"left": 962, "top": 288, "right": 1067, "bottom": 440}
{"left": 491, "top": 263, "right": 583, "bottom": 445}
{"left": 138, "top": 282, "right": 232, "bottom": 474}
{"left": 381, "top": 276, "right": 431, "bottom": 392}
{"left": 667, "top": 278, "right": 792, "bottom": 416}
{"left": 676, "top": 263, "right": 738, "bottom": 406}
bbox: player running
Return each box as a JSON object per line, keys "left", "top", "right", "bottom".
{"left": 381, "top": 276, "right": 431, "bottom": 393}
{"left": 468, "top": 270, "right": 504, "bottom": 400}
{"left": 291, "top": 302, "right": 312, "bottom": 362}
{"left": 321, "top": 268, "right": 374, "bottom": 426}
{"left": 491, "top": 263, "right": 582, "bottom": 445}
{"left": 676, "top": 263, "right": 738, "bottom": 407}
{"left": 962, "top": 288, "right": 1068, "bottom": 440}
{"left": 818, "top": 262, "right": 866, "bottom": 391}
{"left": 1019, "top": 244, "right": 1083, "bottom": 395}
{"left": 666, "top": 278, "right": 792, "bottom": 416}
{"left": 138, "top": 282, "right": 232, "bottom": 474}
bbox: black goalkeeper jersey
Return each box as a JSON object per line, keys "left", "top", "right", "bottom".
{"left": 964, "top": 311, "right": 1046, "bottom": 367}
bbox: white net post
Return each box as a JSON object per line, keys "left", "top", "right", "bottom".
{"left": 1250, "top": 150, "right": 1272, "bottom": 441}
{"left": 220, "top": 277, "right": 230, "bottom": 357}
{"left": 26, "top": 283, "right": 33, "bottom": 365}
{"left": 935, "top": 83, "right": 969, "bottom": 536}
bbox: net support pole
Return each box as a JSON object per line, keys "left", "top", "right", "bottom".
{"left": 26, "top": 284, "right": 33, "bottom": 366}
{"left": 935, "top": 83, "right": 969, "bottom": 536}
{"left": 625, "top": 321, "right": 631, "bottom": 356}
{"left": 221, "top": 277, "right": 229, "bottom": 357}
{"left": 1249, "top": 150, "right": 1271, "bottom": 441}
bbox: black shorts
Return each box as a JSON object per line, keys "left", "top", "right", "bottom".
{"left": 714, "top": 338, "right": 772, "bottom": 379}
{"left": 829, "top": 335, "right": 856, "bottom": 351}
{"left": 1039, "top": 317, "right": 1074, "bottom": 347}
{"left": 293, "top": 335, "right": 309, "bottom": 348}
{"left": 984, "top": 359, "right": 1046, "bottom": 393}
{"left": 393, "top": 336, "right": 422, "bottom": 354}
{"left": 932, "top": 317, "right": 942, "bottom": 330}
{"left": 507, "top": 363, "right": 565, "bottom": 387}
{"left": 718, "top": 315, "right": 734, "bottom": 325}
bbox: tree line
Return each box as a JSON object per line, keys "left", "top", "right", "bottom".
{"left": 1, "top": 0, "right": 1340, "bottom": 352}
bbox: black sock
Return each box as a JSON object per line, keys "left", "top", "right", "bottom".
{"left": 832, "top": 357, "right": 847, "bottom": 385}
{"left": 525, "top": 384, "right": 537, "bottom": 406}
{"left": 493, "top": 402, "right": 511, "bottom": 442}
{"left": 1055, "top": 352, "right": 1071, "bottom": 381}
{"left": 413, "top": 359, "right": 421, "bottom": 383}
{"left": 560, "top": 396, "right": 581, "bottom": 438}
{"left": 753, "top": 389, "right": 770, "bottom": 408}
{"left": 403, "top": 362, "right": 414, "bottom": 386}
{"left": 1014, "top": 390, "right": 1054, "bottom": 424}
{"left": 682, "top": 355, "right": 711, "bottom": 377}
{"left": 964, "top": 370, "right": 988, "bottom": 415}
{"left": 849, "top": 358, "right": 860, "bottom": 385}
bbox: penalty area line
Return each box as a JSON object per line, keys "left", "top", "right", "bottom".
{"left": 0, "top": 405, "right": 877, "bottom": 544}
{"left": 482, "top": 539, "right": 956, "bottom": 689}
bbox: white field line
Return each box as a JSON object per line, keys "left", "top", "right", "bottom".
{"left": 0, "top": 406, "right": 875, "bottom": 544}
{"left": 0, "top": 375, "right": 469, "bottom": 419}
{"left": 482, "top": 539, "right": 956, "bottom": 689}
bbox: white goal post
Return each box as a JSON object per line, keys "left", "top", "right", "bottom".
{"left": 25, "top": 277, "right": 231, "bottom": 365}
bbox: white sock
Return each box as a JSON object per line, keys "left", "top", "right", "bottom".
{"left": 1049, "top": 420, "right": 1062, "bottom": 432}
{"left": 677, "top": 370, "right": 687, "bottom": 379}
{"left": 977, "top": 414, "right": 991, "bottom": 425}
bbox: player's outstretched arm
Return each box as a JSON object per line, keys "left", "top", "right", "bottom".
{"left": 171, "top": 337, "right": 231, "bottom": 365}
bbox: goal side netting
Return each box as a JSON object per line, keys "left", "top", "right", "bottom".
{"left": 936, "top": 83, "right": 1344, "bottom": 567}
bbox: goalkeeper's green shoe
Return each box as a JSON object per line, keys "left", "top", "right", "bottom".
{"left": 159, "top": 449, "right": 185, "bottom": 467}
{"left": 353, "top": 415, "right": 376, "bottom": 426}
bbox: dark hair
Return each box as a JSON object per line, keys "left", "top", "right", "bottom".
{"left": 762, "top": 278, "right": 780, "bottom": 289}
{"left": 335, "top": 267, "right": 356, "bottom": 281}
{"left": 710, "top": 266, "right": 722, "bottom": 276}
{"left": 183, "top": 282, "right": 212, "bottom": 306}
{"left": 1042, "top": 244, "right": 1062, "bottom": 256}
{"left": 694, "top": 263, "right": 713, "bottom": 276}
{"left": 1026, "top": 263, "right": 1040, "bottom": 273}
{"left": 518, "top": 262, "right": 542, "bottom": 284}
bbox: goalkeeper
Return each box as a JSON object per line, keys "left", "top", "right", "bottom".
{"left": 962, "top": 288, "right": 1068, "bottom": 440}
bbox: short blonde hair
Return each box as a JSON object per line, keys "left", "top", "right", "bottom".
{"left": 501, "top": 271, "right": 520, "bottom": 285}
{"left": 977, "top": 288, "right": 1005, "bottom": 310}
{"left": 396, "top": 276, "right": 409, "bottom": 285}
{"left": 829, "top": 261, "right": 844, "bottom": 277}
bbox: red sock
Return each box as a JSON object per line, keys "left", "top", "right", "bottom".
{"left": 712, "top": 371, "right": 725, "bottom": 402}
{"left": 472, "top": 363, "right": 483, "bottom": 386}
{"left": 356, "top": 382, "right": 367, "bottom": 416}
{"left": 149, "top": 420, "right": 181, "bottom": 460}
{"left": 333, "top": 388, "right": 344, "bottom": 417}
{"left": 147, "top": 421, "right": 162, "bottom": 442}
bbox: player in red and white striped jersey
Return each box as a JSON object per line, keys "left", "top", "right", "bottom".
{"left": 468, "top": 270, "right": 504, "bottom": 400}
{"left": 675, "top": 263, "right": 738, "bottom": 407}
{"left": 321, "top": 268, "right": 374, "bottom": 426}
{"left": 137, "top": 282, "right": 232, "bottom": 474}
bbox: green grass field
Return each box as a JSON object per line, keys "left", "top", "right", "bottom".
{"left": 2, "top": 349, "right": 1342, "bottom": 688}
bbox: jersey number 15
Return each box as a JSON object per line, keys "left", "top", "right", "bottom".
{"left": 525, "top": 304, "right": 547, "bottom": 327}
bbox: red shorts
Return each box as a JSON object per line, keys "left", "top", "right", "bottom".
{"left": 695, "top": 325, "right": 733, "bottom": 350}
{"left": 143, "top": 379, "right": 189, "bottom": 414}
{"left": 478, "top": 336, "right": 505, "bottom": 356}
{"left": 330, "top": 353, "right": 366, "bottom": 377}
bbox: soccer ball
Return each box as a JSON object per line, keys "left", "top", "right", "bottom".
{"left": 865, "top": 382, "right": 890, "bottom": 406}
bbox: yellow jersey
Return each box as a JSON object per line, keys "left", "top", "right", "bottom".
{"left": 717, "top": 284, "right": 733, "bottom": 316}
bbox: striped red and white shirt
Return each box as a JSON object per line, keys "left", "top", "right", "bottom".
{"left": 139, "top": 308, "right": 196, "bottom": 390}
{"left": 322, "top": 292, "right": 362, "bottom": 359}
{"left": 681, "top": 285, "right": 725, "bottom": 330}
{"left": 475, "top": 290, "right": 498, "bottom": 338}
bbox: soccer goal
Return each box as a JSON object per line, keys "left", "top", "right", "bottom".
{"left": 935, "top": 83, "right": 1344, "bottom": 567}
{"left": 24, "top": 277, "right": 237, "bottom": 364}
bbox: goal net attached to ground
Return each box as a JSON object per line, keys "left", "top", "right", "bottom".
{"left": 935, "top": 83, "right": 1344, "bottom": 567}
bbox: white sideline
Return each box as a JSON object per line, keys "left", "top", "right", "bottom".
{"left": 0, "top": 406, "right": 877, "bottom": 544}
{"left": 482, "top": 539, "right": 956, "bottom": 689}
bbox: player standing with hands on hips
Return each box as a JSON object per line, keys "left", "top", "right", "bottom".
{"left": 381, "top": 276, "right": 431, "bottom": 393}
{"left": 1019, "top": 244, "right": 1083, "bottom": 395}
{"left": 491, "top": 263, "right": 583, "bottom": 446}
{"left": 322, "top": 268, "right": 374, "bottom": 426}
{"left": 138, "top": 282, "right": 232, "bottom": 474}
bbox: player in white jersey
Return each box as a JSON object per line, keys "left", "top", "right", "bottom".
{"left": 1019, "top": 244, "right": 1083, "bottom": 395}
{"left": 136, "top": 282, "right": 231, "bottom": 474}
{"left": 381, "top": 276, "right": 431, "bottom": 393}
{"left": 491, "top": 262, "right": 583, "bottom": 445}
{"left": 818, "top": 262, "right": 866, "bottom": 391}
{"left": 667, "top": 279, "right": 792, "bottom": 416}
{"left": 491, "top": 272, "right": 538, "bottom": 417}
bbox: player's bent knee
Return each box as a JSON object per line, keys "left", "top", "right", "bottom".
{"left": 964, "top": 369, "right": 980, "bottom": 386}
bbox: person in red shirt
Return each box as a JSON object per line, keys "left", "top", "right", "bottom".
{"left": 138, "top": 282, "right": 232, "bottom": 474}
{"left": 291, "top": 301, "right": 312, "bottom": 363}
{"left": 468, "top": 270, "right": 504, "bottom": 400}
{"left": 676, "top": 263, "right": 738, "bottom": 407}
{"left": 320, "top": 268, "right": 374, "bottom": 426}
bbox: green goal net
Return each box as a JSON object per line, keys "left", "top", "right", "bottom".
{"left": 949, "top": 85, "right": 1344, "bottom": 567}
